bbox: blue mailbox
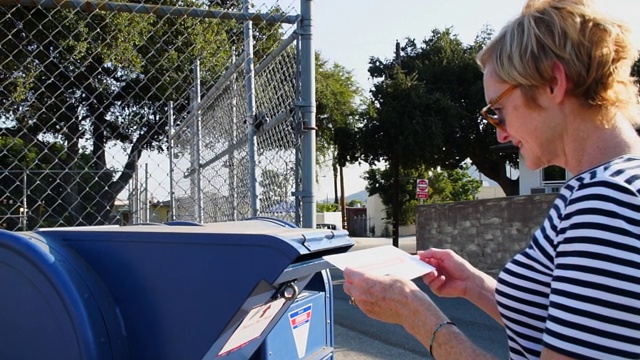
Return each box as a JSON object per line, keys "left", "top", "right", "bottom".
{"left": 0, "top": 217, "right": 353, "bottom": 360}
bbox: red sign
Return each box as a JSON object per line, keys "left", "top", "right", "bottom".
{"left": 416, "top": 179, "right": 429, "bottom": 199}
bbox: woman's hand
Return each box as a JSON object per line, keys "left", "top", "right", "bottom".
{"left": 342, "top": 265, "right": 499, "bottom": 359}
{"left": 419, "top": 248, "right": 480, "bottom": 299}
{"left": 342, "top": 267, "right": 440, "bottom": 326}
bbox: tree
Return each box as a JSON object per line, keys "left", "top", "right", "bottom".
{"left": 314, "top": 52, "right": 362, "bottom": 230}
{"left": 364, "top": 164, "right": 482, "bottom": 226}
{"left": 347, "top": 199, "right": 364, "bottom": 207}
{"left": 353, "top": 29, "right": 519, "bottom": 246}
{"left": 317, "top": 202, "right": 339, "bottom": 213}
{"left": 0, "top": 137, "right": 111, "bottom": 229}
{"left": 315, "top": 52, "right": 362, "bottom": 204}
{"left": 361, "top": 28, "right": 518, "bottom": 195}
{"left": 0, "top": 1, "right": 282, "bottom": 227}
{"left": 358, "top": 55, "right": 437, "bottom": 246}
{"left": 426, "top": 164, "right": 483, "bottom": 203}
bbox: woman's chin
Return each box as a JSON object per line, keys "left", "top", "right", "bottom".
{"left": 522, "top": 156, "right": 544, "bottom": 171}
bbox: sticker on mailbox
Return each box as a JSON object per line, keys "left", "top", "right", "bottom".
{"left": 289, "top": 304, "right": 312, "bottom": 358}
{"left": 218, "top": 298, "right": 286, "bottom": 357}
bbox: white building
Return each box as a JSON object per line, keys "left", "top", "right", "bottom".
{"left": 492, "top": 142, "right": 571, "bottom": 196}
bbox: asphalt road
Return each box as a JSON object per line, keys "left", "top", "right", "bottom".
{"left": 331, "top": 236, "right": 509, "bottom": 360}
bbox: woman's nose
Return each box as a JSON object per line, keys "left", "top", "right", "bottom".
{"left": 496, "top": 127, "right": 510, "bottom": 143}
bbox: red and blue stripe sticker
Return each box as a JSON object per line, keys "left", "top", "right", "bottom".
{"left": 288, "top": 304, "right": 312, "bottom": 357}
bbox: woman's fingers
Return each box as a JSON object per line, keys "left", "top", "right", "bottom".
{"left": 418, "top": 248, "right": 450, "bottom": 261}
{"left": 423, "top": 269, "right": 439, "bottom": 282}
{"left": 343, "top": 267, "right": 372, "bottom": 299}
{"left": 426, "top": 273, "right": 446, "bottom": 293}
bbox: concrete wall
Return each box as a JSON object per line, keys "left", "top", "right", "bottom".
{"left": 416, "top": 194, "right": 556, "bottom": 272}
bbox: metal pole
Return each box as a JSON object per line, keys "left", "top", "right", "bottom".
{"left": 300, "top": 0, "right": 316, "bottom": 228}
{"left": 144, "top": 163, "right": 149, "bottom": 223}
{"left": 193, "top": 60, "right": 203, "bottom": 223}
{"left": 132, "top": 166, "right": 138, "bottom": 224}
{"left": 294, "top": 144, "right": 302, "bottom": 226}
{"left": 168, "top": 101, "right": 176, "bottom": 221}
{"left": 230, "top": 51, "right": 238, "bottom": 221}
{"left": 293, "top": 32, "right": 302, "bottom": 227}
{"left": 244, "top": 0, "right": 259, "bottom": 217}
{"left": 22, "top": 169, "right": 27, "bottom": 230}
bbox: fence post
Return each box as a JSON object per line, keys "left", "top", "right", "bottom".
{"left": 168, "top": 101, "right": 176, "bottom": 222}
{"left": 130, "top": 167, "right": 138, "bottom": 224}
{"left": 144, "top": 163, "right": 149, "bottom": 223}
{"left": 243, "top": 0, "right": 259, "bottom": 218}
{"left": 192, "top": 60, "right": 203, "bottom": 223}
{"left": 300, "top": 0, "right": 316, "bottom": 228}
{"left": 293, "top": 36, "right": 302, "bottom": 227}
{"left": 22, "top": 169, "right": 27, "bottom": 230}
{"left": 230, "top": 52, "right": 238, "bottom": 221}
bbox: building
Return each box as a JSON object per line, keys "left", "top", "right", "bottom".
{"left": 492, "top": 141, "right": 572, "bottom": 196}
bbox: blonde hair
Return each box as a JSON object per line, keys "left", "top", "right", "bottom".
{"left": 477, "top": 0, "right": 640, "bottom": 126}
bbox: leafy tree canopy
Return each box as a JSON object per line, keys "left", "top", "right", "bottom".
{"left": 314, "top": 51, "right": 362, "bottom": 203}
{"left": 364, "top": 164, "right": 482, "bottom": 225}
{"left": 347, "top": 199, "right": 364, "bottom": 207}
{"left": 315, "top": 52, "right": 362, "bottom": 163}
{"left": 317, "top": 202, "right": 339, "bottom": 213}
{"left": 357, "top": 27, "right": 519, "bottom": 196}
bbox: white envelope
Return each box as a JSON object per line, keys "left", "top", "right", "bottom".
{"left": 323, "top": 245, "right": 435, "bottom": 280}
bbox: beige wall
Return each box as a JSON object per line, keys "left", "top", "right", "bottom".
{"left": 365, "top": 194, "right": 416, "bottom": 237}
{"left": 366, "top": 194, "right": 386, "bottom": 236}
{"left": 476, "top": 186, "right": 506, "bottom": 199}
{"left": 416, "top": 194, "right": 556, "bottom": 272}
{"left": 316, "top": 212, "right": 343, "bottom": 229}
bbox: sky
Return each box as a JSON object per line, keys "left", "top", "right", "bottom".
{"left": 309, "top": 0, "right": 640, "bottom": 200}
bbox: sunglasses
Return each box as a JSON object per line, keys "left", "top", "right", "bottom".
{"left": 480, "top": 84, "right": 518, "bottom": 132}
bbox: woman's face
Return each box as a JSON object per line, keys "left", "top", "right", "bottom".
{"left": 482, "top": 65, "right": 563, "bottom": 170}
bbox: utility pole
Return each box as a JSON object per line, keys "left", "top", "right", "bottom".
{"left": 340, "top": 165, "right": 347, "bottom": 230}
{"left": 391, "top": 40, "right": 402, "bottom": 248}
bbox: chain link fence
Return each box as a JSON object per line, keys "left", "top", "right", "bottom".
{"left": 0, "top": 0, "right": 315, "bottom": 230}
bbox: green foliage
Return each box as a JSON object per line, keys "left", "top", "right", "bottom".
{"left": 315, "top": 52, "right": 362, "bottom": 164}
{"left": 358, "top": 67, "right": 435, "bottom": 169}
{"left": 347, "top": 199, "right": 364, "bottom": 207}
{"left": 356, "top": 27, "right": 519, "bottom": 196}
{"left": 0, "top": 137, "right": 114, "bottom": 229}
{"left": 0, "top": 137, "right": 38, "bottom": 167}
{"left": 364, "top": 164, "right": 482, "bottom": 225}
{"left": 317, "top": 202, "right": 339, "bottom": 213}
{"left": 314, "top": 52, "right": 362, "bottom": 202}
{"left": 426, "top": 164, "right": 483, "bottom": 203}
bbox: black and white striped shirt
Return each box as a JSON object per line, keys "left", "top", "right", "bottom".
{"left": 496, "top": 155, "right": 640, "bottom": 360}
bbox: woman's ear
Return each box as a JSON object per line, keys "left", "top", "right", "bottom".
{"left": 549, "top": 61, "right": 568, "bottom": 101}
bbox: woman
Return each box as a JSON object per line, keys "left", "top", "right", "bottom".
{"left": 343, "top": 0, "right": 640, "bottom": 359}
